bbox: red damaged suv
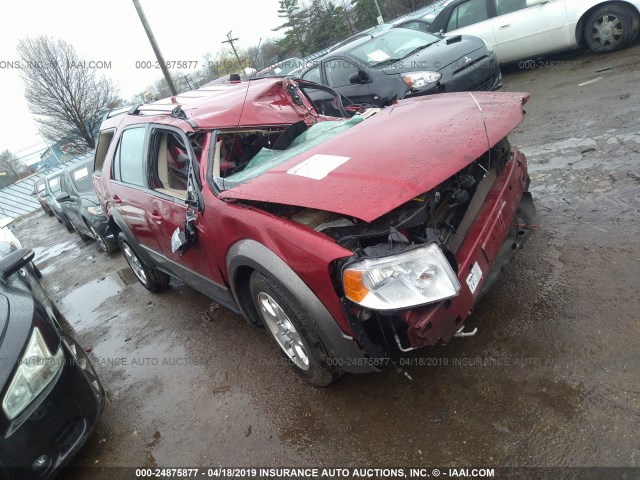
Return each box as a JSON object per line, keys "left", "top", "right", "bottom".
{"left": 93, "top": 78, "right": 535, "bottom": 386}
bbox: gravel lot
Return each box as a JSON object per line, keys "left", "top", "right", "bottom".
{"left": 13, "top": 42, "right": 640, "bottom": 478}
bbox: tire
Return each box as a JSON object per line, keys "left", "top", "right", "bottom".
{"left": 88, "top": 222, "right": 118, "bottom": 254}
{"left": 584, "top": 6, "right": 637, "bottom": 53}
{"left": 249, "top": 271, "right": 342, "bottom": 387}
{"left": 118, "top": 233, "right": 170, "bottom": 293}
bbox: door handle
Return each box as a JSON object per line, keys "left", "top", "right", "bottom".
{"left": 499, "top": 24, "right": 511, "bottom": 29}
{"left": 149, "top": 212, "right": 163, "bottom": 221}
{"left": 112, "top": 195, "right": 122, "bottom": 204}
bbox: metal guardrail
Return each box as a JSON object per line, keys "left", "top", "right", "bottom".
{"left": 0, "top": 154, "right": 92, "bottom": 221}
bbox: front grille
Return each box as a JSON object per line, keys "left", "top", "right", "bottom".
{"left": 472, "top": 75, "right": 497, "bottom": 91}
{"left": 453, "top": 55, "right": 488, "bottom": 75}
{"left": 53, "top": 417, "right": 85, "bottom": 454}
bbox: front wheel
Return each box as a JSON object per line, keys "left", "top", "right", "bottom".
{"left": 118, "top": 233, "right": 170, "bottom": 293}
{"left": 89, "top": 223, "right": 118, "bottom": 254}
{"left": 584, "top": 6, "right": 638, "bottom": 53}
{"left": 249, "top": 271, "right": 342, "bottom": 386}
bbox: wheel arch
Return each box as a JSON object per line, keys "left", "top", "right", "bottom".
{"left": 575, "top": 1, "right": 640, "bottom": 45}
{"left": 226, "top": 239, "right": 376, "bottom": 374}
{"left": 109, "top": 209, "right": 155, "bottom": 266}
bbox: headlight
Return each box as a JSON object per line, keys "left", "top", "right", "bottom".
{"left": 482, "top": 38, "right": 494, "bottom": 53}
{"left": 401, "top": 71, "right": 441, "bottom": 89}
{"left": 343, "top": 244, "right": 461, "bottom": 311}
{"left": 87, "top": 206, "right": 103, "bottom": 216}
{"left": 2, "top": 327, "right": 63, "bottom": 420}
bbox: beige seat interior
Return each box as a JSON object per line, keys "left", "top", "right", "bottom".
{"left": 155, "top": 133, "right": 188, "bottom": 200}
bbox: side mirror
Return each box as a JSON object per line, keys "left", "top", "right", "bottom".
{"left": 170, "top": 210, "right": 198, "bottom": 256}
{"left": 0, "top": 249, "right": 35, "bottom": 281}
{"left": 349, "top": 71, "right": 369, "bottom": 85}
{"left": 56, "top": 192, "right": 71, "bottom": 202}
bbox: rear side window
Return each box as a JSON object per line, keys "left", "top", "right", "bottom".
{"left": 35, "top": 180, "right": 46, "bottom": 193}
{"left": 71, "top": 164, "right": 93, "bottom": 192}
{"left": 113, "top": 127, "right": 146, "bottom": 187}
{"left": 94, "top": 129, "right": 115, "bottom": 177}
{"left": 48, "top": 176, "right": 61, "bottom": 194}
{"left": 447, "top": 0, "right": 489, "bottom": 31}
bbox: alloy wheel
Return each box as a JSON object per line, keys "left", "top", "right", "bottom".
{"left": 257, "top": 292, "right": 310, "bottom": 370}
{"left": 122, "top": 243, "right": 147, "bottom": 285}
{"left": 591, "top": 14, "right": 624, "bottom": 49}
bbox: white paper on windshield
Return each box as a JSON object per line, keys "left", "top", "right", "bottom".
{"left": 73, "top": 167, "right": 89, "bottom": 180}
{"left": 368, "top": 50, "right": 390, "bottom": 62}
{"left": 287, "top": 154, "right": 350, "bottom": 180}
{"left": 274, "top": 67, "right": 283, "bottom": 74}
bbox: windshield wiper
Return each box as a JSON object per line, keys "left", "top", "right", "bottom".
{"left": 399, "top": 41, "right": 440, "bottom": 60}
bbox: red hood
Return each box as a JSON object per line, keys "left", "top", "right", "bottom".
{"left": 220, "top": 92, "right": 530, "bottom": 222}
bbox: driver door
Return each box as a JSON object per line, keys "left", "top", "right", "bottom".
{"left": 321, "top": 57, "right": 374, "bottom": 105}
{"left": 144, "top": 125, "right": 217, "bottom": 295}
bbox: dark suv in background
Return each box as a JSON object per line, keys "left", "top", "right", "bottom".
{"left": 57, "top": 159, "right": 118, "bottom": 253}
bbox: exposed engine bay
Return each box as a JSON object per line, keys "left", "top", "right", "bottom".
{"left": 288, "top": 137, "right": 513, "bottom": 258}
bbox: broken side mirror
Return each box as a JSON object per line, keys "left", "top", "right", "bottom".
{"left": 349, "top": 71, "right": 370, "bottom": 85}
{"left": 171, "top": 210, "right": 198, "bottom": 256}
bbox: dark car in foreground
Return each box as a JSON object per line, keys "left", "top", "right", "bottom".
{"left": 0, "top": 247, "right": 104, "bottom": 478}
{"left": 44, "top": 173, "right": 73, "bottom": 232}
{"left": 57, "top": 160, "right": 118, "bottom": 253}
{"left": 93, "top": 78, "right": 534, "bottom": 386}
{"left": 32, "top": 179, "right": 53, "bottom": 217}
{"left": 300, "top": 27, "right": 501, "bottom": 108}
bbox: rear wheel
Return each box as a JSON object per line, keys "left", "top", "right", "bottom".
{"left": 118, "top": 233, "right": 170, "bottom": 293}
{"left": 584, "top": 6, "right": 637, "bottom": 53}
{"left": 249, "top": 271, "right": 341, "bottom": 386}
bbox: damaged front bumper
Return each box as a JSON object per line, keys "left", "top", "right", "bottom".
{"left": 330, "top": 149, "right": 534, "bottom": 370}
{"left": 400, "top": 149, "right": 534, "bottom": 348}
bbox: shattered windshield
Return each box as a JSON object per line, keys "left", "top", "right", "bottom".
{"left": 217, "top": 116, "right": 364, "bottom": 190}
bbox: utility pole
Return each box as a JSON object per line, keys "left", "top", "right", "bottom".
{"left": 131, "top": 0, "right": 178, "bottom": 96}
{"left": 373, "top": 0, "right": 384, "bottom": 24}
{"left": 222, "top": 31, "right": 244, "bottom": 71}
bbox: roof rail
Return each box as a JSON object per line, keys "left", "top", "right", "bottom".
{"left": 102, "top": 106, "right": 132, "bottom": 121}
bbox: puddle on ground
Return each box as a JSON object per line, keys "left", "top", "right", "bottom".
{"left": 33, "top": 240, "right": 79, "bottom": 264}
{"left": 60, "top": 274, "right": 125, "bottom": 328}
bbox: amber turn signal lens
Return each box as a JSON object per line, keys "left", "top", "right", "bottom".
{"left": 343, "top": 270, "right": 368, "bottom": 303}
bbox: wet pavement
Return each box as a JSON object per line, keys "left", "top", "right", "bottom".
{"left": 12, "top": 43, "right": 640, "bottom": 476}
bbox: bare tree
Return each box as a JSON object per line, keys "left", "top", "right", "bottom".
{"left": 17, "top": 36, "right": 120, "bottom": 152}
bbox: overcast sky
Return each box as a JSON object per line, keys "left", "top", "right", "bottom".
{"left": 0, "top": 0, "right": 283, "bottom": 164}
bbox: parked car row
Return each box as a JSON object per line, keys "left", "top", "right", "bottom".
{"left": 32, "top": 161, "right": 118, "bottom": 254}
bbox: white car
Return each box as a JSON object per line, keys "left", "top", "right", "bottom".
{"left": 427, "top": 0, "right": 640, "bottom": 63}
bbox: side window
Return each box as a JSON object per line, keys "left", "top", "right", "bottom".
{"left": 324, "top": 59, "right": 359, "bottom": 88}
{"left": 60, "top": 175, "right": 72, "bottom": 195}
{"left": 148, "top": 129, "right": 189, "bottom": 200}
{"left": 113, "top": 127, "right": 146, "bottom": 187}
{"left": 302, "top": 66, "right": 321, "bottom": 83}
{"left": 446, "top": 0, "right": 489, "bottom": 31}
{"left": 495, "top": 0, "right": 527, "bottom": 16}
{"left": 94, "top": 129, "right": 115, "bottom": 176}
